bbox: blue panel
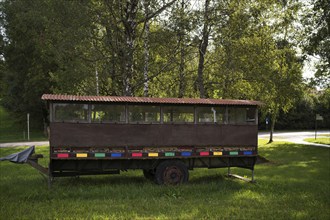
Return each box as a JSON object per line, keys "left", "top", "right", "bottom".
{"left": 111, "top": 153, "right": 122, "bottom": 157}
{"left": 244, "top": 151, "right": 253, "bottom": 155}
{"left": 181, "top": 152, "right": 192, "bottom": 157}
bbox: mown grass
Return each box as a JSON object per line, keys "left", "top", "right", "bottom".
{"left": 0, "top": 106, "right": 47, "bottom": 143}
{"left": 0, "top": 140, "right": 329, "bottom": 219}
{"left": 304, "top": 137, "right": 330, "bottom": 145}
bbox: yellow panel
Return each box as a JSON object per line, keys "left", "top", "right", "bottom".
{"left": 213, "top": 152, "right": 223, "bottom": 156}
{"left": 76, "top": 153, "right": 88, "bottom": 158}
{"left": 148, "top": 153, "right": 159, "bottom": 157}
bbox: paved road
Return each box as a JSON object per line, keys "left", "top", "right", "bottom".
{"left": 0, "top": 141, "right": 49, "bottom": 148}
{"left": 259, "top": 130, "right": 330, "bottom": 148}
{"left": 0, "top": 131, "right": 329, "bottom": 148}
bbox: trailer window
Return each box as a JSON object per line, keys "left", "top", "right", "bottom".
{"left": 246, "top": 108, "right": 256, "bottom": 123}
{"left": 91, "top": 104, "right": 125, "bottom": 123}
{"left": 54, "top": 103, "right": 88, "bottom": 122}
{"left": 163, "top": 106, "right": 194, "bottom": 123}
{"left": 196, "top": 107, "right": 225, "bottom": 123}
{"left": 128, "top": 105, "right": 160, "bottom": 123}
{"left": 228, "top": 107, "right": 256, "bottom": 124}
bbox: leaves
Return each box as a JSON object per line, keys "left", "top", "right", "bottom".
{"left": 1, "top": 0, "right": 326, "bottom": 132}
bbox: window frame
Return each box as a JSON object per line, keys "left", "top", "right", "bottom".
{"left": 196, "top": 106, "right": 226, "bottom": 124}
{"left": 53, "top": 102, "right": 89, "bottom": 123}
{"left": 227, "top": 106, "right": 257, "bottom": 125}
{"left": 50, "top": 101, "right": 258, "bottom": 126}
{"left": 91, "top": 103, "right": 126, "bottom": 124}
{"left": 128, "top": 104, "right": 161, "bottom": 124}
{"left": 162, "top": 105, "right": 195, "bottom": 124}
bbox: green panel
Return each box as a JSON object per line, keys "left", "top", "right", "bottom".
{"left": 95, "top": 153, "right": 105, "bottom": 158}
{"left": 165, "top": 152, "right": 175, "bottom": 157}
{"left": 229, "top": 152, "right": 239, "bottom": 156}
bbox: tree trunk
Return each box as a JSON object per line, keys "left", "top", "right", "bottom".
{"left": 121, "top": 0, "right": 176, "bottom": 96}
{"left": 268, "top": 110, "right": 277, "bottom": 143}
{"left": 110, "top": 52, "right": 118, "bottom": 96}
{"left": 178, "top": 0, "right": 185, "bottom": 98}
{"left": 197, "top": 0, "right": 211, "bottom": 98}
{"left": 178, "top": 39, "right": 185, "bottom": 98}
{"left": 123, "top": 0, "right": 138, "bottom": 96}
{"left": 143, "top": 0, "right": 150, "bottom": 97}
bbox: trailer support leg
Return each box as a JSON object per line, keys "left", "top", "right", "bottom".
{"left": 226, "top": 169, "right": 255, "bottom": 183}
{"left": 48, "top": 166, "right": 53, "bottom": 189}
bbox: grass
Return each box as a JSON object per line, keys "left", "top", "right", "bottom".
{"left": 0, "top": 140, "right": 329, "bottom": 219}
{"left": 304, "top": 137, "right": 330, "bottom": 145}
{"left": 0, "top": 106, "right": 47, "bottom": 143}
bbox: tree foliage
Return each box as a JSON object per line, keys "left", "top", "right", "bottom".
{"left": 304, "top": 0, "right": 330, "bottom": 88}
{"left": 1, "top": 0, "right": 327, "bottom": 134}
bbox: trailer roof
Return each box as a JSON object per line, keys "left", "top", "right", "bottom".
{"left": 41, "top": 94, "right": 261, "bottom": 106}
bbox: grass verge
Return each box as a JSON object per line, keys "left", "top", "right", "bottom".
{"left": 304, "top": 137, "right": 330, "bottom": 145}
{"left": 0, "top": 106, "right": 47, "bottom": 143}
{"left": 0, "top": 140, "right": 329, "bottom": 219}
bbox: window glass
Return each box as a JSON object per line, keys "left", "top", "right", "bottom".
{"left": 228, "top": 107, "right": 256, "bottom": 124}
{"left": 196, "top": 107, "right": 225, "bottom": 123}
{"left": 163, "top": 106, "right": 194, "bottom": 123}
{"left": 54, "top": 103, "right": 88, "bottom": 122}
{"left": 91, "top": 104, "right": 125, "bottom": 123}
{"left": 128, "top": 105, "right": 160, "bottom": 123}
{"left": 246, "top": 108, "right": 256, "bottom": 123}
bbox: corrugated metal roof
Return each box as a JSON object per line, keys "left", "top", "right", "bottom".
{"left": 41, "top": 94, "right": 261, "bottom": 106}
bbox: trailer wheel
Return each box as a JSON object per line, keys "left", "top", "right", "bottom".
{"left": 155, "top": 160, "right": 189, "bottom": 185}
{"left": 143, "top": 169, "right": 155, "bottom": 181}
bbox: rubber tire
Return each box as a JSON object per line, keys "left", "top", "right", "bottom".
{"left": 155, "top": 160, "right": 189, "bottom": 185}
{"left": 143, "top": 169, "right": 155, "bottom": 181}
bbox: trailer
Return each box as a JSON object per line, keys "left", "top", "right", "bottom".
{"left": 2, "top": 94, "right": 261, "bottom": 186}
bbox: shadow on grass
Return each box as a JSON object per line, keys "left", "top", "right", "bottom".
{"left": 55, "top": 174, "right": 148, "bottom": 187}
{"left": 189, "top": 173, "right": 225, "bottom": 184}
{"left": 54, "top": 170, "right": 235, "bottom": 188}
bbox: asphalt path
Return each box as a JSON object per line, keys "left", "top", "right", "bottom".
{"left": 0, "top": 131, "right": 329, "bottom": 148}
{"left": 0, "top": 141, "right": 49, "bottom": 148}
{"left": 259, "top": 130, "right": 330, "bottom": 148}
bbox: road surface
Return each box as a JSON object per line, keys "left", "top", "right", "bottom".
{"left": 0, "top": 131, "right": 329, "bottom": 148}
{"left": 0, "top": 141, "right": 49, "bottom": 148}
{"left": 259, "top": 131, "right": 330, "bottom": 147}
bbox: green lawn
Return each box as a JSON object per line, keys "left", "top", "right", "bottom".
{"left": 0, "top": 140, "right": 329, "bottom": 219}
{"left": 304, "top": 137, "right": 330, "bottom": 145}
{"left": 0, "top": 106, "right": 47, "bottom": 143}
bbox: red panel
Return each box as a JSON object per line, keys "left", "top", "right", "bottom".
{"left": 200, "top": 151, "right": 210, "bottom": 156}
{"left": 132, "top": 153, "right": 143, "bottom": 157}
{"left": 57, "top": 153, "right": 69, "bottom": 158}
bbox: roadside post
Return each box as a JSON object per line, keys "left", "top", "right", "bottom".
{"left": 27, "top": 113, "right": 30, "bottom": 141}
{"left": 315, "top": 114, "right": 324, "bottom": 139}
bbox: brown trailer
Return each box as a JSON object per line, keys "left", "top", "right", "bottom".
{"left": 42, "top": 94, "right": 261, "bottom": 185}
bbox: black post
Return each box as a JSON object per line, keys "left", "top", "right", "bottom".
{"left": 315, "top": 116, "right": 317, "bottom": 140}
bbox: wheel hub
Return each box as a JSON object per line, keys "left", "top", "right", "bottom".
{"left": 163, "top": 166, "right": 183, "bottom": 185}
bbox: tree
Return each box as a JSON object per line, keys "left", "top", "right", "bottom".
{"left": 91, "top": 0, "right": 176, "bottom": 96}
{"left": 304, "top": 0, "right": 330, "bottom": 89}
{"left": 1, "top": 0, "right": 94, "bottom": 127}
{"left": 265, "top": 0, "right": 303, "bottom": 142}
{"left": 0, "top": 31, "right": 5, "bottom": 97}
{"left": 143, "top": 0, "right": 151, "bottom": 97}
{"left": 197, "top": 0, "right": 212, "bottom": 98}
{"left": 207, "top": 0, "right": 303, "bottom": 142}
{"left": 0, "top": 0, "right": 307, "bottom": 133}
